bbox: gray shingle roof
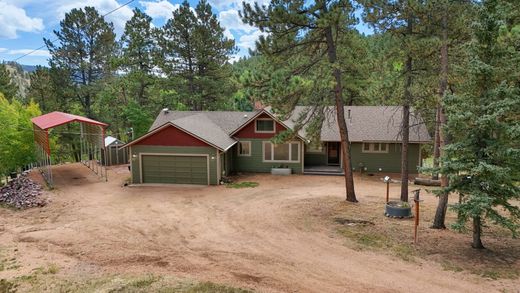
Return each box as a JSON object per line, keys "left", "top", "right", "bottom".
{"left": 284, "top": 106, "right": 431, "bottom": 143}
{"left": 146, "top": 106, "right": 430, "bottom": 150}
{"left": 170, "top": 114, "right": 237, "bottom": 151}
{"left": 150, "top": 110, "right": 260, "bottom": 134}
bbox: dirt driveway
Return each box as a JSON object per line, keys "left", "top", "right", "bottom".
{"left": 0, "top": 163, "right": 515, "bottom": 292}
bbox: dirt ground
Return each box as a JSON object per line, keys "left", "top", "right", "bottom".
{"left": 0, "top": 163, "right": 518, "bottom": 292}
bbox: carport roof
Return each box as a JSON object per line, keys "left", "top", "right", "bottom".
{"left": 32, "top": 111, "right": 108, "bottom": 130}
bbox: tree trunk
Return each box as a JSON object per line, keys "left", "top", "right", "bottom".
{"left": 324, "top": 24, "right": 357, "bottom": 203}
{"left": 400, "top": 102, "right": 410, "bottom": 202}
{"left": 472, "top": 216, "right": 484, "bottom": 249}
{"left": 432, "top": 6, "right": 450, "bottom": 229}
{"left": 432, "top": 105, "right": 441, "bottom": 180}
{"left": 400, "top": 16, "right": 413, "bottom": 202}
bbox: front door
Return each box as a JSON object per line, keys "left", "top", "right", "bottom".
{"left": 327, "top": 142, "right": 340, "bottom": 165}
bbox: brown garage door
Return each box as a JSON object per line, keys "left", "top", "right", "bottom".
{"left": 141, "top": 155, "right": 208, "bottom": 185}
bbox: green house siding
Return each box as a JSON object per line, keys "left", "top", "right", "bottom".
{"left": 303, "top": 142, "right": 421, "bottom": 173}
{"left": 233, "top": 139, "right": 303, "bottom": 174}
{"left": 130, "top": 145, "right": 219, "bottom": 185}
{"left": 350, "top": 143, "right": 420, "bottom": 173}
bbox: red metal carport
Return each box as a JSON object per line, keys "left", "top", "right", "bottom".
{"left": 31, "top": 111, "right": 108, "bottom": 187}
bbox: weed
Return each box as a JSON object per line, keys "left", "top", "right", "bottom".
{"left": 0, "top": 279, "right": 18, "bottom": 293}
{"left": 481, "top": 270, "right": 501, "bottom": 280}
{"left": 183, "top": 281, "right": 252, "bottom": 293}
{"left": 440, "top": 261, "right": 463, "bottom": 272}
{"left": 226, "top": 182, "right": 259, "bottom": 189}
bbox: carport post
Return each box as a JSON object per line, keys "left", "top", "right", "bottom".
{"left": 80, "top": 124, "right": 83, "bottom": 164}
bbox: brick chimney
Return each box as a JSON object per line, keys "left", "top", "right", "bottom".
{"left": 253, "top": 100, "right": 265, "bottom": 110}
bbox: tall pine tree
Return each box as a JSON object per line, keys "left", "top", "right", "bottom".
{"left": 157, "top": 0, "right": 236, "bottom": 110}
{"left": 45, "top": 7, "right": 117, "bottom": 118}
{"left": 241, "top": 0, "right": 359, "bottom": 202}
{"left": 120, "top": 8, "right": 156, "bottom": 108}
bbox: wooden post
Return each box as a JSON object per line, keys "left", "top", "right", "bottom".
{"left": 386, "top": 181, "right": 390, "bottom": 203}
{"left": 413, "top": 189, "right": 421, "bottom": 244}
{"left": 384, "top": 176, "right": 391, "bottom": 203}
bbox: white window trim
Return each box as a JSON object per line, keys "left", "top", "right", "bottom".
{"left": 362, "top": 142, "right": 389, "bottom": 153}
{"left": 255, "top": 118, "right": 276, "bottom": 133}
{"left": 237, "top": 141, "right": 251, "bottom": 156}
{"left": 262, "top": 141, "right": 300, "bottom": 163}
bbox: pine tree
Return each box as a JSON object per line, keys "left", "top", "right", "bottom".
{"left": 440, "top": 0, "right": 520, "bottom": 248}
{"left": 0, "top": 64, "right": 18, "bottom": 100}
{"left": 157, "top": 0, "right": 236, "bottom": 110}
{"left": 430, "top": 0, "right": 475, "bottom": 229}
{"left": 120, "top": 8, "right": 156, "bottom": 107}
{"left": 241, "top": 0, "right": 359, "bottom": 202}
{"left": 361, "top": 0, "right": 436, "bottom": 202}
{"left": 45, "top": 6, "right": 117, "bottom": 118}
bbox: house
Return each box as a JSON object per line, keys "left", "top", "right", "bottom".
{"left": 124, "top": 106, "right": 431, "bottom": 185}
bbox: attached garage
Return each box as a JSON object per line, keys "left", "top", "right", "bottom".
{"left": 140, "top": 154, "right": 209, "bottom": 185}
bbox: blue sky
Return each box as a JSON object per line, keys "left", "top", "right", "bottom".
{"left": 0, "top": 0, "right": 372, "bottom": 66}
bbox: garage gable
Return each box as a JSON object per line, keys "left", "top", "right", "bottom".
{"left": 135, "top": 124, "right": 210, "bottom": 147}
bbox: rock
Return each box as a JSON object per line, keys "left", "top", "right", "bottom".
{"left": 0, "top": 174, "right": 47, "bottom": 209}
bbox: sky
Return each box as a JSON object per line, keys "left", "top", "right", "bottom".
{"left": 0, "top": 0, "right": 373, "bottom": 66}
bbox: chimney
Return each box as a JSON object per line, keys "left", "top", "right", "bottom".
{"left": 254, "top": 100, "right": 265, "bottom": 110}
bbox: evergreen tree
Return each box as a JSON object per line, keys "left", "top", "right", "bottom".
{"left": 157, "top": 0, "right": 236, "bottom": 110}
{"left": 361, "top": 0, "right": 436, "bottom": 202}
{"left": 45, "top": 6, "right": 117, "bottom": 118}
{"left": 430, "top": 0, "right": 475, "bottom": 229}
{"left": 440, "top": 0, "right": 520, "bottom": 248}
{"left": 120, "top": 8, "right": 156, "bottom": 108}
{"left": 0, "top": 64, "right": 18, "bottom": 100}
{"left": 241, "top": 0, "right": 359, "bottom": 202}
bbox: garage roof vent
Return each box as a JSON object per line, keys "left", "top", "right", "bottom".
{"left": 163, "top": 108, "right": 169, "bottom": 114}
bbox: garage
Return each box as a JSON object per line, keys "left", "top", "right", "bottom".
{"left": 141, "top": 154, "right": 209, "bottom": 185}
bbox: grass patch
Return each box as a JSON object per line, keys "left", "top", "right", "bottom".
{"left": 181, "top": 281, "right": 253, "bottom": 293}
{"left": 337, "top": 226, "right": 416, "bottom": 262}
{"left": 5, "top": 273, "right": 252, "bottom": 293}
{"left": 0, "top": 279, "right": 18, "bottom": 293}
{"left": 0, "top": 251, "right": 19, "bottom": 272}
{"left": 329, "top": 197, "right": 520, "bottom": 281}
{"left": 226, "top": 182, "right": 259, "bottom": 189}
{"left": 440, "top": 260, "right": 463, "bottom": 273}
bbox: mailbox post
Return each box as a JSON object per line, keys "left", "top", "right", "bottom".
{"left": 412, "top": 189, "right": 421, "bottom": 244}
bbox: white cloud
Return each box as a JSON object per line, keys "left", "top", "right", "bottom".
{"left": 0, "top": 48, "right": 8, "bottom": 53}
{"left": 139, "top": 0, "right": 179, "bottom": 19}
{"left": 55, "top": 0, "right": 133, "bottom": 34}
{"left": 0, "top": 2, "right": 44, "bottom": 38}
{"left": 237, "top": 29, "right": 266, "bottom": 51}
{"left": 219, "top": 9, "right": 255, "bottom": 35}
{"left": 209, "top": 0, "right": 270, "bottom": 11}
{"left": 6, "top": 49, "right": 51, "bottom": 57}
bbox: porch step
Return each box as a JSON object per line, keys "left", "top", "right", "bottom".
{"left": 304, "top": 171, "right": 345, "bottom": 176}
{"left": 303, "top": 166, "right": 344, "bottom": 176}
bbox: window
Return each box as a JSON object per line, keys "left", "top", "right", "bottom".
{"left": 263, "top": 141, "right": 300, "bottom": 162}
{"left": 306, "top": 143, "right": 324, "bottom": 153}
{"left": 238, "top": 141, "right": 251, "bottom": 156}
{"left": 255, "top": 118, "right": 275, "bottom": 133}
{"left": 362, "top": 143, "right": 389, "bottom": 153}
